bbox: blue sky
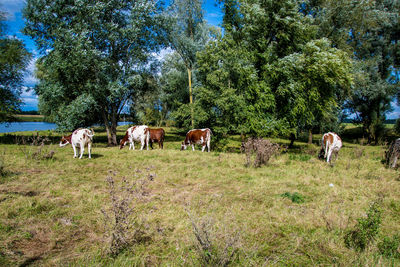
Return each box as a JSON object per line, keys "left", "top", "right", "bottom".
{"left": 1, "top": 0, "right": 399, "bottom": 119}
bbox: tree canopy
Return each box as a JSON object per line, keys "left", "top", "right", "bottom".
{"left": 0, "top": 10, "right": 31, "bottom": 122}
{"left": 23, "top": 0, "right": 167, "bottom": 145}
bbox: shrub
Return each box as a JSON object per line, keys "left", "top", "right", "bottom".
{"left": 241, "top": 138, "right": 280, "bottom": 167}
{"left": 378, "top": 235, "right": 400, "bottom": 258}
{"left": 187, "top": 210, "right": 240, "bottom": 266}
{"left": 101, "top": 170, "right": 153, "bottom": 256}
{"left": 385, "top": 139, "right": 400, "bottom": 168}
{"left": 344, "top": 201, "right": 382, "bottom": 251}
{"left": 280, "top": 192, "right": 305, "bottom": 204}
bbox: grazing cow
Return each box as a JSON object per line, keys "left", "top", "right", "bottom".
{"left": 59, "top": 128, "right": 94, "bottom": 159}
{"left": 149, "top": 128, "right": 165, "bottom": 149}
{"left": 318, "top": 132, "right": 342, "bottom": 163}
{"left": 119, "top": 125, "right": 150, "bottom": 150}
{"left": 181, "top": 128, "right": 212, "bottom": 152}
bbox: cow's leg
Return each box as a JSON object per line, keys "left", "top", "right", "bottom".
{"left": 88, "top": 143, "right": 92, "bottom": 159}
{"left": 327, "top": 148, "right": 333, "bottom": 163}
{"left": 79, "top": 143, "right": 84, "bottom": 159}
{"left": 72, "top": 144, "right": 77, "bottom": 158}
{"left": 140, "top": 139, "right": 145, "bottom": 150}
{"left": 131, "top": 141, "right": 135, "bottom": 150}
{"left": 392, "top": 156, "right": 398, "bottom": 168}
{"left": 207, "top": 137, "right": 211, "bottom": 152}
{"left": 201, "top": 144, "right": 206, "bottom": 152}
{"left": 192, "top": 144, "right": 195, "bottom": 151}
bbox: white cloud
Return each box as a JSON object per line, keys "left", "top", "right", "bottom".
{"left": 0, "top": 0, "right": 25, "bottom": 20}
{"left": 23, "top": 56, "right": 38, "bottom": 87}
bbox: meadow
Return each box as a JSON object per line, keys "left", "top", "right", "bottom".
{"left": 0, "top": 126, "right": 399, "bottom": 266}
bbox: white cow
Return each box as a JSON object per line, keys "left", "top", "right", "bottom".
{"left": 119, "top": 125, "right": 150, "bottom": 150}
{"left": 60, "top": 128, "right": 94, "bottom": 159}
{"left": 319, "top": 132, "right": 342, "bottom": 163}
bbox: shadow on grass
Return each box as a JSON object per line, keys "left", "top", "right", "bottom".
{"left": 89, "top": 153, "right": 103, "bottom": 159}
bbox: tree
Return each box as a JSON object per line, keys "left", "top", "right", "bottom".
{"left": 167, "top": 0, "right": 211, "bottom": 128}
{"left": 308, "top": 0, "right": 400, "bottom": 143}
{"left": 194, "top": 0, "right": 352, "bottom": 145}
{"left": 23, "top": 0, "right": 166, "bottom": 145}
{"left": 0, "top": 10, "right": 31, "bottom": 122}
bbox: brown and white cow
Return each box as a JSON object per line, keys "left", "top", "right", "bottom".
{"left": 318, "top": 132, "right": 342, "bottom": 163}
{"left": 149, "top": 128, "right": 165, "bottom": 149}
{"left": 59, "top": 128, "right": 94, "bottom": 159}
{"left": 181, "top": 128, "right": 212, "bottom": 152}
{"left": 119, "top": 125, "right": 150, "bottom": 150}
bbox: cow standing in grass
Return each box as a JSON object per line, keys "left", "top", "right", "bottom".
{"left": 119, "top": 125, "right": 150, "bottom": 150}
{"left": 181, "top": 128, "right": 212, "bottom": 152}
{"left": 149, "top": 128, "right": 165, "bottom": 149}
{"left": 59, "top": 128, "right": 94, "bottom": 159}
{"left": 318, "top": 132, "right": 342, "bottom": 163}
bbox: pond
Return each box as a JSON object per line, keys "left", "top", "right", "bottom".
{"left": 0, "top": 121, "right": 133, "bottom": 133}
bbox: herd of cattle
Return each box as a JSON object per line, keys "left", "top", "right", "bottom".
{"left": 59, "top": 125, "right": 342, "bottom": 163}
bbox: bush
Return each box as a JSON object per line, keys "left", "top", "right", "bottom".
{"left": 241, "top": 138, "right": 280, "bottom": 167}
{"left": 101, "top": 170, "right": 154, "bottom": 256}
{"left": 280, "top": 192, "right": 305, "bottom": 204}
{"left": 378, "top": 235, "right": 400, "bottom": 258}
{"left": 385, "top": 139, "right": 400, "bottom": 168}
{"left": 187, "top": 210, "right": 240, "bottom": 266}
{"left": 344, "top": 201, "right": 382, "bottom": 251}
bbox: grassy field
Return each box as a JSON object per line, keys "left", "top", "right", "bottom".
{"left": 0, "top": 126, "right": 400, "bottom": 266}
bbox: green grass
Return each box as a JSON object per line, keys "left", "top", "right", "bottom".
{"left": 0, "top": 127, "right": 399, "bottom": 266}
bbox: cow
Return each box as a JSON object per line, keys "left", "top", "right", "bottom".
{"left": 318, "top": 132, "right": 342, "bottom": 163}
{"left": 149, "top": 128, "right": 165, "bottom": 149}
{"left": 119, "top": 125, "right": 150, "bottom": 150}
{"left": 59, "top": 128, "right": 94, "bottom": 159}
{"left": 181, "top": 128, "right": 212, "bottom": 152}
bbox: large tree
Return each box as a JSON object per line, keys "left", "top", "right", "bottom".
{"left": 308, "top": 0, "right": 400, "bottom": 143}
{"left": 194, "top": 0, "right": 352, "bottom": 143}
{"left": 0, "top": 10, "right": 31, "bottom": 122}
{"left": 23, "top": 0, "right": 166, "bottom": 145}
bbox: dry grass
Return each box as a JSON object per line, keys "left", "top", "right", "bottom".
{"left": 0, "top": 127, "right": 399, "bottom": 266}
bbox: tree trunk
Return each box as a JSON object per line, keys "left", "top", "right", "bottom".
{"left": 187, "top": 67, "right": 194, "bottom": 128}
{"left": 308, "top": 129, "right": 313, "bottom": 144}
{"left": 288, "top": 133, "right": 296, "bottom": 149}
{"left": 102, "top": 109, "right": 118, "bottom": 146}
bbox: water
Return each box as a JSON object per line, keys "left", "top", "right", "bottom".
{"left": 0, "top": 121, "right": 133, "bottom": 133}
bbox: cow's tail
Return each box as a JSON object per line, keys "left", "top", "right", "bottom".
{"left": 145, "top": 127, "right": 150, "bottom": 147}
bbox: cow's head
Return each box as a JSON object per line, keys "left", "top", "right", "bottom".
{"left": 181, "top": 142, "right": 187, "bottom": 151}
{"left": 59, "top": 136, "right": 70, "bottom": 147}
{"left": 318, "top": 148, "right": 325, "bottom": 159}
{"left": 119, "top": 139, "right": 126, "bottom": 149}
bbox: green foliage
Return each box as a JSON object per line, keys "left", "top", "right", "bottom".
{"left": 378, "top": 235, "right": 400, "bottom": 259}
{"left": 194, "top": 1, "right": 352, "bottom": 138}
{"left": 0, "top": 11, "right": 31, "bottom": 122}
{"left": 23, "top": 0, "right": 166, "bottom": 143}
{"left": 309, "top": 0, "right": 400, "bottom": 144}
{"left": 395, "top": 118, "right": 400, "bottom": 135}
{"left": 280, "top": 192, "right": 306, "bottom": 204}
{"left": 344, "top": 201, "right": 382, "bottom": 252}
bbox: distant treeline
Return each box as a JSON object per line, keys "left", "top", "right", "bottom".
{"left": 341, "top": 118, "right": 396, "bottom": 124}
